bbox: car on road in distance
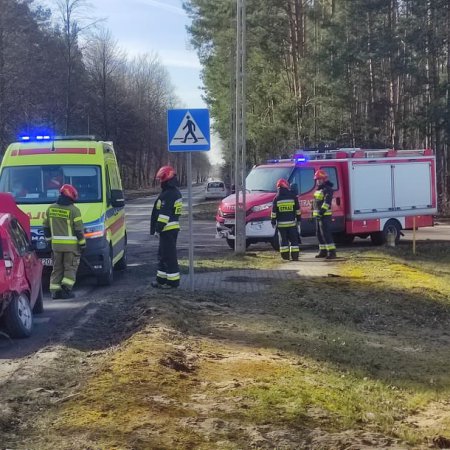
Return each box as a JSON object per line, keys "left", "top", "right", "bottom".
{"left": 205, "top": 180, "right": 227, "bottom": 200}
{"left": 0, "top": 193, "right": 43, "bottom": 338}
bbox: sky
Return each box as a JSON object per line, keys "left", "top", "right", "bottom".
{"left": 43, "top": 0, "right": 224, "bottom": 164}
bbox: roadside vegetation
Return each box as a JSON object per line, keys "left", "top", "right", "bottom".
{"left": 2, "top": 243, "right": 450, "bottom": 449}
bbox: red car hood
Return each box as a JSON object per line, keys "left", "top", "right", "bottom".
{"left": 220, "top": 191, "right": 276, "bottom": 212}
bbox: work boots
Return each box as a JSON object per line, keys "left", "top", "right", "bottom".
{"left": 61, "top": 286, "right": 75, "bottom": 299}
{"left": 326, "top": 250, "right": 337, "bottom": 260}
{"left": 315, "top": 250, "right": 327, "bottom": 258}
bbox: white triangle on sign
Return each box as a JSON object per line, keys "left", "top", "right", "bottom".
{"left": 170, "top": 111, "right": 208, "bottom": 146}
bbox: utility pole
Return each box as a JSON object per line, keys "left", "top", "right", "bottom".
{"left": 234, "top": 0, "right": 247, "bottom": 254}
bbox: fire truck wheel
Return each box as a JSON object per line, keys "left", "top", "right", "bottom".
{"left": 270, "top": 236, "right": 280, "bottom": 251}
{"left": 371, "top": 220, "right": 401, "bottom": 246}
{"left": 333, "top": 232, "right": 355, "bottom": 245}
{"left": 226, "top": 238, "right": 250, "bottom": 250}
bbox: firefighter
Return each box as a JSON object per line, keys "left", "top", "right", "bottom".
{"left": 271, "top": 178, "right": 301, "bottom": 261}
{"left": 43, "top": 184, "right": 85, "bottom": 299}
{"left": 313, "top": 169, "right": 337, "bottom": 259}
{"left": 150, "top": 165, "right": 183, "bottom": 288}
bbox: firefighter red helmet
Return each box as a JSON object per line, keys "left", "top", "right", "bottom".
{"left": 276, "top": 178, "right": 290, "bottom": 190}
{"left": 59, "top": 184, "right": 78, "bottom": 201}
{"left": 156, "top": 165, "right": 176, "bottom": 183}
{"left": 314, "top": 169, "right": 328, "bottom": 180}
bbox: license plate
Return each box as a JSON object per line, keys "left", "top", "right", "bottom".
{"left": 224, "top": 219, "right": 235, "bottom": 225}
{"left": 40, "top": 258, "right": 53, "bottom": 267}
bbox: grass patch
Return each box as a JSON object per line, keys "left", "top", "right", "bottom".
{"left": 179, "top": 251, "right": 279, "bottom": 273}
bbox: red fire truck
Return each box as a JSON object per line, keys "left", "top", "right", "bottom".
{"left": 216, "top": 148, "right": 437, "bottom": 249}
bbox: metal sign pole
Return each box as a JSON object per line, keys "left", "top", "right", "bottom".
{"left": 234, "top": 0, "right": 247, "bottom": 254}
{"left": 187, "top": 151, "right": 194, "bottom": 291}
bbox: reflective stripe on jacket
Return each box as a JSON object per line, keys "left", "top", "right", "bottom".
{"left": 313, "top": 181, "right": 334, "bottom": 217}
{"left": 151, "top": 181, "right": 183, "bottom": 234}
{"left": 271, "top": 187, "right": 301, "bottom": 228}
{"left": 43, "top": 202, "right": 85, "bottom": 252}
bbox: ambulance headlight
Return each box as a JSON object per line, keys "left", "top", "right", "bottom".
{"left": 84, "top": 223, "right": 105, "bottom": 239}
{"left": 251, "top": 202, "right": 272, "bottom": 213}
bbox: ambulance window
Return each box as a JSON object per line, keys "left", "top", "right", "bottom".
{"left": 321, "top": 167, "right": 338, "bottom": 190}
{"left": 107, "top": 162, "right": 121, "bottom": 190}
{"left": 290, "top": 168, "right": 315, "bottom": 194}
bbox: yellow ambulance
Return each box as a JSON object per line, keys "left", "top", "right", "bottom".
{"left": 0, "top": 135, "right": 127, "bottom": 285}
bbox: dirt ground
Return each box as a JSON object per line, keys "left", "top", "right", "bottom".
{"left": 2, "top": 243, "right": 450, "bottom": 449}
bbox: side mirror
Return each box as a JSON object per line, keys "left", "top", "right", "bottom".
{"left": 231, "top": 184, "right": 236, "bottom": 194}
{"left": 290, "top": 183, "right": 299, "bottom": 195}
{"left": 111, "top": 189, "right": 125, "bottom": 208}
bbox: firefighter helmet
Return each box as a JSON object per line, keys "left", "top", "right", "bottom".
{"left": 314, "top": 169, "right": 328, "bottom": 180}
{"left": 59, "top": 184, "right": 78, "bottom": 201}
{"left": 156, "top": 165, "right": 176, "bottom": 183}
{"left": 276, "top": 178, "right": 290, "bottom": 190}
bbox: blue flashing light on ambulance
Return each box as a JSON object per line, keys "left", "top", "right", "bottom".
{"left": 0, "top": 135, "right": 127, "bottom": 286}
{"left": 216, "top": 148, "right": 437, "bottom": 249}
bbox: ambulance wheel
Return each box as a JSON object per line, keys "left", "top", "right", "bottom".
{"left": 32, "top": 283, "right": 44, "bottom": 315}
{"left": 97, "top": 247, "right": 114, "bottom": 286}
{"left": 3, "top": 293, "right": 33, "bottom": 338}
{"left": 226, "top": 238, "right": 250, "bottom": 250}
{"left": 115, "top": 236, "right": 127, "bottom": 271}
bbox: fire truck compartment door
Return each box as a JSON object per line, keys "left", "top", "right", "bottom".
{"left": 351, "top": 164, "right": 392, "bottom": 214}
{"left": 393, "top": 163, "right": 432, "bottom": 209}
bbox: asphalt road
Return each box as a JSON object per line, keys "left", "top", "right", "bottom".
{"left": 1, "top": 183, "right": 450, "bottom": 360}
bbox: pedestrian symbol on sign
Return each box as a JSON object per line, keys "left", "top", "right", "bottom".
{"left": 183, "top": 116, "right": 198, "bottom": 143}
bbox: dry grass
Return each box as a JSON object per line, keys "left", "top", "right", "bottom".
{"left": 5, "top": 244, "right": 450, "bottom": 449}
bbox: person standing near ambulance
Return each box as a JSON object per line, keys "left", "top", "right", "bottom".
{"left": 43, "top": 184, "right": 86, "bottom": 299}
{"left": 150, "top": 166, "right": 183, "bottom": 288}
{"left": 313, "top": 170, "right": 337, "bottom": 259}
{"left": 271, "top": 178, "right": 301, "bottom": 261}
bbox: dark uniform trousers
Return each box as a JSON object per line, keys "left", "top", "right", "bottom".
{"left": 278, "top": 226, "right": 300, "bottom": 261}
{"left": 316, "top": 215, "right": 335, "bottom": 251}
{"left": 156, "top": 230, "right": 180, "bottom": 287}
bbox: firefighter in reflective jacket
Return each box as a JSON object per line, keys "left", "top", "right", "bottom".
{"left": 271, "top": 178, "right": 301, "bottom": 261}
{"left": 313, "top": 170, "right": 337, "bottom": 259}
{"left": 150, "top": 166, "right": 183, "bottom": 288}
{"left": 43, "top": 184, "right": 85, "bottom": 299}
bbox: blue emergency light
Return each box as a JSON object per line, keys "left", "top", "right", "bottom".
{"left": 19, "top": 132, "right": 53, "bottom": 142}
{"left": 293, "top": 153, "right": 308, "bottom": 163}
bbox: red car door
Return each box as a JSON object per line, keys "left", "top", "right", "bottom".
{"left": 8, "top": 218, "right": 42, "bottom": 304}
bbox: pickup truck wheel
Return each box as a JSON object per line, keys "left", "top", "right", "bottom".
{"left": 97, "top": 247, "right": 114, "bottom": 286}
{"left": 3, "top": 293, "right": 33, "bottom": 338}
{"left": 32, "top": 283, "right": 44, "bottom": 315}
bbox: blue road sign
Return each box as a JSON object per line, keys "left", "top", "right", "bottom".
{"left": 167, "top": 109, "right": 210, "bottom": 152}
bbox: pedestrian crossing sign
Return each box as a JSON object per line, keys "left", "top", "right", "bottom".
{"left": 167, "top": 108, "right": 210, "bottom": 152}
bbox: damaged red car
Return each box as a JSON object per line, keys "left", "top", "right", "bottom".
{"left": 0, "top": 193, "right": 43, "bottom": 338}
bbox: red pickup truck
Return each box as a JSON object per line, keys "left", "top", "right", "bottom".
{"left": 0, "top": 193, "right": 43, "bottom": 338}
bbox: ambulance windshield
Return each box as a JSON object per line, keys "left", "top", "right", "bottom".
{"left": 246, "top": 166, "right": 292, "bottom": 192}
{"left": 0, "top": 165, "right": 102, "bottom": 204}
